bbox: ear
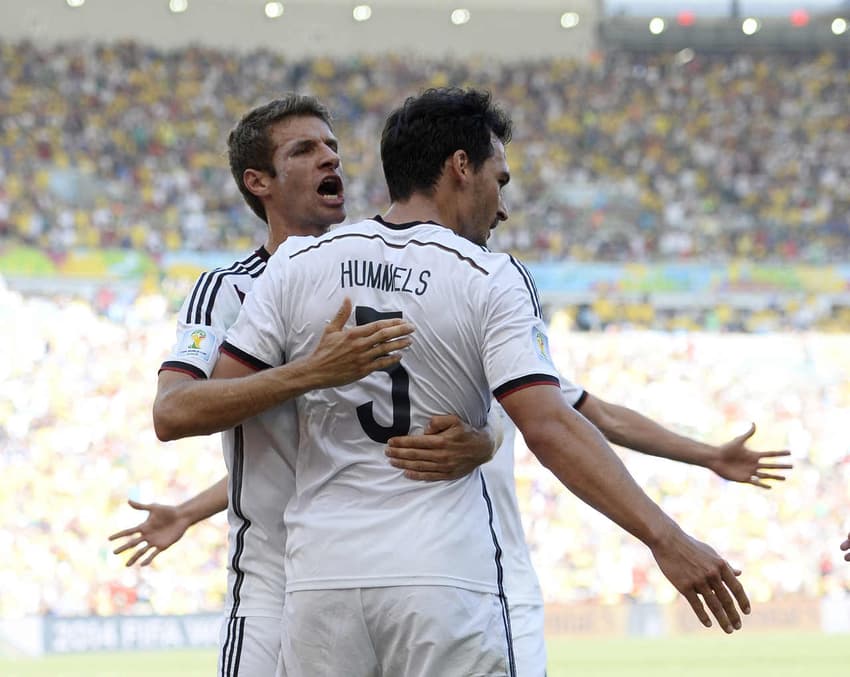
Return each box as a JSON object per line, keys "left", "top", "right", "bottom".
{"left": 243, "top": 168, "right": 271, "bottom": 198}
{"left": 446, "top": 149, "right": 472, "bottom": 186}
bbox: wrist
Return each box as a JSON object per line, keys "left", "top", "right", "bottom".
{"left": 644, "top": 514, "right": 681, "bottom": 551}
{"left": 272, "top": 359, "right": 317, "bottom": 398}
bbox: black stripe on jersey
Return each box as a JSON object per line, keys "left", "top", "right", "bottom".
{"left": 219, "top": 616, "right": 234, "bottom": 677}
{"left": 573, "top": 389, "right": 588, "bottom": 410}
{"left": 289, "top": 232, "right": 490, "bottom": 276}
{"left": 229, "top": 426, "right": 251, "bottom": 619}
{"left": 493, "top": 374, "right": 560, "bottom": 401}
{"left": 507, "top": 255, "right": 542, "bottom": 319}
{"left": 220, "top": 616, "right": 246, "bottom": 676}
{"left": 186, "top": 250, "right": 267, "bottom": 325}
{"left": 158, "top": 361, "right": 206, "bottom": 380}
{"left": 479, "top": 473, "right": 517, "bottom": 677}
{"left": 221, "top": 342, "right": 274, "bottom": 371}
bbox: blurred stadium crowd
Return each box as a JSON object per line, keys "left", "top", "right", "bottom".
{"left": 1, "top": 40, "right": 850, "bottom": 263}
{"left": 2, "top": 37, "right": 849, "bottom": 619}
{"left": 2, "top": 285, "right": 848, "bottom": 617}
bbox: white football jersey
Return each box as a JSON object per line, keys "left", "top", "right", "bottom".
{"left": 161, "top": 247, "right": 296, "bottom": 619}
{"left": 223, "top": 217, "right": 560, "bottom": 597}
{"left": 483, "top": 381, "right": 586, "bottom": 605}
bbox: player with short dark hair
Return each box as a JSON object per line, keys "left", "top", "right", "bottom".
{"left": 119, "top": 93, "right": 496, "bottom": 676}
{"left": 211, "top": 87, "right": 751, "bottom": 676}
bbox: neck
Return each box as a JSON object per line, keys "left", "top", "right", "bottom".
{"left": 383, "top": 193, "right": 456, "bottom": 232}
{"left": 264, "top": 218, "right": 324, "bottom": 255}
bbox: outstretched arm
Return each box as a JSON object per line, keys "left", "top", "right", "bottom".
{"left": 108, "top": 477, "right": 229, "bottom": 566}
{"left": 154, "top": 298, "right": 414, "bottom": 441}
{"left": 503, "top": 385, "right": 750, "bottom": 634}
{"left": 577, "top": 393, "right": 793, "bottom": 488}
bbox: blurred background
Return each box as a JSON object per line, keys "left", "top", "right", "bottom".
{"left": 1, "top": 0, "right": 849, "bottom": 674}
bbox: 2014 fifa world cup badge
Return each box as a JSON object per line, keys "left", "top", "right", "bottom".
{"left": 177, "top": 327, "right": 217, "bottom": 362}
{"left": 532, "top": 326, "right": 553, "bottom": 366}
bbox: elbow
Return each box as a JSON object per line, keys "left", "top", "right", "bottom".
{"left": 152, "top": 397, "right": 182, "bottom": 441}
{"left": 521, "top": 421, "right": 564, "bottom": 472}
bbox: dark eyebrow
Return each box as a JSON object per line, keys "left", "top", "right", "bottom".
{"left": 288, "top": 139, "right": 315, "bottom": 155}
{"left": 287, "top": 137, "right": 338, "bottom": 155}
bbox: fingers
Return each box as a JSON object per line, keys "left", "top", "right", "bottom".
{"left": 754, "top": 472, "right": 786, "bottom": 482}
{"left": 326, "top": 298, "right": 353, "bottom": 332}
{"left": 696, "top": 585, "right": 735, "bottom": 633}
{"left": 139, "top": 548, "right": 162, "bottom": 567}
{"left": 736, "top": 422, "right": 756, "bottom": 443}
{"left": 112, "top": 535, "right": 144, "bottom": 555}
{"left": 365, "top": 353, "right": 406, "bottom": 373}
{"left": 424, "top": 415, "right": 461, "bottom": 435}
{"left": 387, "top": 437, "right": 445, "bottom": 451}
{"left": 351, "top": 319, "right": 415, "bottom": 343}
{"left": 689, "top": 567, "right": 747, "bottom": 634}
{"left": 127, "top": 499, "right": 154, "bottom": 511}
{"left": 756, "top": 450, "right": 792, "bottom": 459}
{"left": 108, "top": 525, "right": 143, "bottom": 541}
{"left": 682, "top": 590, "right": 712, "bottom": 628}
{"left": 756, "top": 461, "right": 794, "bottom": 470}
{"left": 365, "top": 336, "right": 413, "bottom": 361}
{"left": 386, "top": 452, "right": 450, "bottom": 471}
{"left": 125, "top": 544, "right": 154, "bottom": 567}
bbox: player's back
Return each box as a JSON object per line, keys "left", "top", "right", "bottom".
{"left": 277, "top": 217, "right": 525, "bottom": 594}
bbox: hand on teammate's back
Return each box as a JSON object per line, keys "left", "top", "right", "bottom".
{"left": 841, "top": 532, "right": 850, "bottom": 562}
{"left": 108, "top": 499, "right": 191, "bottom": 567}
{"left": 650, "top": 526, "right": 750, "bottom": 633}
{"left": 385, "top": 415, "right": 497, "bottom": 481}
{"left": 304, "top": 297, "right": 414, "bottom": 388}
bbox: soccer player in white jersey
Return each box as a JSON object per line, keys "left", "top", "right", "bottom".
{"left": 110, "top": 95, "right": 496, "bottom": 676}
{"left": 211, "top": 87, "right": 752, "bottom": 676}
{"left": 115, "top": 96, "right": 421, "bottom": 677}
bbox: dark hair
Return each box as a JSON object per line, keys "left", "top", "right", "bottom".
{"left": 380, "top": 87, "right": 512, "bottom": 202}
{"left": 227, "top": 95, "right": 333, "bottom": 222}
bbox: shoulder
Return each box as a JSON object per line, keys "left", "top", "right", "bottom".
{"left": 179, "top": 249, "right": 268, "bottom": 324}
{"left": 284, "top": 221, "right": 381, "bottom": 260}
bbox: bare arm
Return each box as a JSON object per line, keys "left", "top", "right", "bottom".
{"left": 108, "top": 477, "right": 229, "bottom": 566}
{"left": 502, "top": 384, "right": 750, "bottom": 633}
{"left": 577, "top": 393, "right": 793, "bottom": 488}
{"left": 153, "top": 298, "right": 414, "bottom": 441}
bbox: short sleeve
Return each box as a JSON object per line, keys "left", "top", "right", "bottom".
{"left": 159, "top": 272, "right": 240, "bottom": 379}
{"left": 222, "top": 252, "right": 290, "bottom": 370}
{"left": 482, "top": 257, "right": 560, "bottom": 401}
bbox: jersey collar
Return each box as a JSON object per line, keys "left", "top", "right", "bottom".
{"left": 373, "top": 214, "right": 442, "bottom": 231}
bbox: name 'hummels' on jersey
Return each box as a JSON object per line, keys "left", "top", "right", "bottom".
{"left": 340, "top": 259, "right": 431, "bottom": 295}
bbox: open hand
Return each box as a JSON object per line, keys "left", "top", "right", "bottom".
{"left": 305, "top": 298, "right": 414, "bottom": 388}
{"left": 108, "top": 499, "right": 191, "bottom": 567}
{"left": 710, "top": 423, "right": 793, "bottom": 488}
{"left": 651, "top": 529, "right": 750, "bottom": 633}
